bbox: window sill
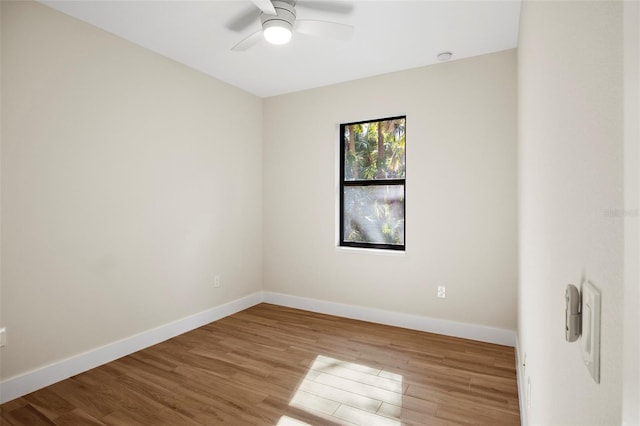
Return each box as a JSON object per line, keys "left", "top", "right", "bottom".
{"left": 335, "top": 246, "right": 406, "bottom": 257}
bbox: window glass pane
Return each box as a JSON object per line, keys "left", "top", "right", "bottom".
{"left": 344, "top": 118, "right": 405, "bottom": 181}
{"left": 343, "top": 185, "right": 405, "bottom": 246}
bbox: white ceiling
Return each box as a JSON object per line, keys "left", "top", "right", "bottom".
{"left": 40, "top": 0, "right": 521, "bottom": 98}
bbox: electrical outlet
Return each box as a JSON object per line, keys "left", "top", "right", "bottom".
{"left": 0, "top": 328, "right": 6, "bottom": 347}
{"left": 214, "top": 275, "right": 221, "bottom": 288}
{"left": 437, "top": 286, "right": 446, "bottom": 298}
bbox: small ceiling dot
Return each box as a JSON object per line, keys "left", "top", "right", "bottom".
{"left": 437, "top": 51, "right": 453, "bottom": 62}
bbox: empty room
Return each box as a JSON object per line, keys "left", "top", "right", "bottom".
{"left": 1, "top": 0, "right": 638, "bottom": 425}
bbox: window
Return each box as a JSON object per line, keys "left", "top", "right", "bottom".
{"left": 339, "top": 116, "right": 406, "bottom": 251}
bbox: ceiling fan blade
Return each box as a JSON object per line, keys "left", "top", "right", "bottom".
{"left": 295, "top": 20, "right": 354, "bottom": 41}
{"left": 296, "top": 1, "right": 354, "bottom": 15}
{"left": 231, "top": 30, "right": 264, "bottom": 51}
{"left": 226, "top": 6, "right": 261, "bottom": 32}
{"left": 251, "top": 0, "right": 277, "bottom": 15}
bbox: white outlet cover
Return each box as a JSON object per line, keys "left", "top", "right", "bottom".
{"left": 0, "top": 328, "right": 6, "bottom": 347}
{"left": 581, "top": 280, "right": 601, "bottom": 383}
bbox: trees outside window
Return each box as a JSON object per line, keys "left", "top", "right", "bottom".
{"left": 340, "top": 116, "right": 406, "bottom": 250}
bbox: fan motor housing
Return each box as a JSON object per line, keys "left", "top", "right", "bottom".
{"left": 261, "top": 1, "right": 296, "bottom": 32}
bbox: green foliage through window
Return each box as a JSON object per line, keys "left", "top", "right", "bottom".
{"left": 340, "top": 116, "right": 406, "bottom": 250}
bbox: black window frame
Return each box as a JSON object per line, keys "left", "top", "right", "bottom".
{"left": 339, "top": 115, "right": 406, "bottom": 251}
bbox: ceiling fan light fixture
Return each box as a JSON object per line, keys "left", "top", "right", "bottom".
{"left": 263, "top": 20, "right": 293, "bottom": 44}
{"left": 260, "top": 1, "right": 295, "bottom": 45}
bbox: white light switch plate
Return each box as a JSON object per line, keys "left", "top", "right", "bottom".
{"left": 581, "top": 280, "right": 601, "bottom": 383}
{"left": 0, "top": 328, "right": 6, "bottom": 347}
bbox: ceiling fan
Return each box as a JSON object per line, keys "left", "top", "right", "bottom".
{"left": 230, "top": 0, "right": 354, "bottom": 51}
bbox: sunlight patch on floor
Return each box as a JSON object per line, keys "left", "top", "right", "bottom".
{"left": 276, "top": 415, "right": 313, "bottom": 426}
{"left": 279, "top": 355, "right": 403, "bottom": 426}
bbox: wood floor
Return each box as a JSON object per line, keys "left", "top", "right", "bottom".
{"left": 0, "top": 303, "right": 520, "bottom": 425}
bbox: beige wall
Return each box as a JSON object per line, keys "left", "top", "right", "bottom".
{"left": 1, "top": 1, "right": 263, "bottom": 380}
{"left": 263, "top": 50, "right": 518, "bottom": 331}
{"left": 0, "top": 0, "right": 3, "bottom": 380}
{"left": 518, "top": 1, "right": 625, "bottom": 424}
{"left": 623, "top": 1, "right": 640, "bottom": 423}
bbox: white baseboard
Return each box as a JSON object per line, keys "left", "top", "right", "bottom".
{"left": 263, "top": 291, "right": 517, "bottom": 347}
{"left": 1, "top": 290, "right": 518, "bottom": 404}
{"left": 515, "top": 337, "right": 528, "bottom": 426}
{"left": 0, "top": 292, "right": 262, "bottom": 404}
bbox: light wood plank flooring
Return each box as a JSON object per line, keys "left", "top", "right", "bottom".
{"left": 0, "top": 303, "right": 520, "bottom": 425}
